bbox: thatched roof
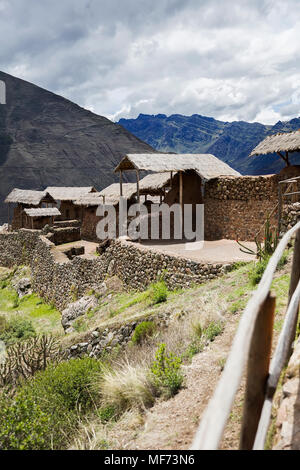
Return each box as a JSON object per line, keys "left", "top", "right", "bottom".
{"left": 99, "top": 183, "right": 137, "bottom": 205}
{"left": 24, "top": 207, "right": 61, "bottom": 218}
{"left": 114, "top": 153, "right": 240, "bottom": 180}
{"left": 5, "top": 189, "right": 55, "bottom": 205}
{"left": 46, "top": 186, "right": 97, "bottom": 201}
{"left": 74, "top": 193, "right": 105, "bottom": 207}
{"left": 250, "top": 130, "right": 300, "bottom": 156}
{"left": 139, "top": 172, "right": 175, "bottom": 195}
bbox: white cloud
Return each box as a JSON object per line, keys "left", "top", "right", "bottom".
{"left": 0, "top": 0, "right": 300, "bottom": 124}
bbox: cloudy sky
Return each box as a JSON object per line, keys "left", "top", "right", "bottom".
{"left": 0, "top": 0, "right": 300, "bottom": 124}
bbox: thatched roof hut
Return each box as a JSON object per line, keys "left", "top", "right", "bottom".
{"left": 138, "top": 172, "right": 176, "bottom": 195}
{"left": 114, "top": 153, "right": 240, "bottom": 180}
{"left": 45, "top": 186, "right": 97, "bottom": 201}
{"left": 24, "top": 207, "right": 61, "bottom": 217}
{"left": 250, "top": 130, "right": 300, "bottom": 166}
{"left": 99, "top": 183, "right": 137, "bottom": 205}
{"left": 5, "top": 189, "right": 55, "bottom": 206}
{"left": 74, "top": 193, "right": 105, "bottom": 207}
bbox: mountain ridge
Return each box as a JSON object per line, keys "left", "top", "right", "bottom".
{"left": 118, "top": 113, "right": 300, "bottom": 175}
{"left": 0, "top": 71, "right": 155, "bottom": 223}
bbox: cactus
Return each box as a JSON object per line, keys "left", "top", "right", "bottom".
{"left": 236, "top": 218, "right": 279, "bottom": 261}
{"left": 0, "top": 335, "right": 63, "bottom": 387}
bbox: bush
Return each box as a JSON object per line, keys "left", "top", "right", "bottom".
{"left": 150, "top": 343, "right": 183, "bottom": 397}
{"left": 248, "top": 258, "right": 270, "bottom": 286}
{"left": 204, "top": 321, "right": 223, "bottom": 342}
{"left": 12, "top": 358, "right": 104, "bottom": 449}
{"left": 0, "top": 391, "right": 51, "bottom": 450}
{"left": 131, "top": 321, "right": 156, "bottom": 345}
{"left": 98, "top": 404, "right": 116, "bottom": 423}
{"left": 150, "top": 281, "right": 168, "bottom": 305}
{"left": 0, "top": 317, "right": 36, "bottom": 346}
{"left": 248, "top": 251, "right": 289, "bottom": 286}
{"left": 24, "top": 357, "right": 103, "bottom": 413}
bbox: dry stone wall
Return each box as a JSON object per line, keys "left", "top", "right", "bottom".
{"left": 0, "top": 230, "right": 230, "bottom": 310}
{"left": 204, "top": 175, "right": 278, "bottom": 241}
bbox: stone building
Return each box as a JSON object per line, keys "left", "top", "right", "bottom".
{"left": 46, "top": 186, "right": 97, "bottom": 221}
{"left": 5, "top": 189, "right": 56, "bottom": 230}
{"left": 74, "top": 184, "right": 137, "bottom": 242}
{"left": 23, "top": 207, "right": 61, "bottom": 229}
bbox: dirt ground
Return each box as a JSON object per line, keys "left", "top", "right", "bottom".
{"left": 130, "top": 239, "right": 256, "bottom": 264}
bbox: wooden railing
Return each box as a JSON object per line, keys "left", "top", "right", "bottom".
{"left": 191, "top": 221, "right": 300, "bottom": 450}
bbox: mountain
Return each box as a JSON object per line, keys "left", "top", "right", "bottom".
{"left": 118, "top": 113, "right": 300, "bottom": 175}
{"left": 0, "top": 71, "right": 155, "bottom": 223}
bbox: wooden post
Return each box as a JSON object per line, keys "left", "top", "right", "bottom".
{"left": 239, "top": 293, "right": 275, "bottom": 450}
{"left": 136, "top": 170, "right": 140, "bottom": 242}
{"left": 7, "top": 203, "right": 10, "bottom": 231}
{"left": 120, "top": 170, "right": 123, "bottom": 197}
{"left": 278, "top": 183, "right": 282, "bottom": 235}
{"left": 286, "top": 228, "right": 300, "bottom": 357}
{"left": 179, "top": 171, "right": 183, "bottom": 238}
{"left": 170, "top": 171, "right": 173, "bottom": 187}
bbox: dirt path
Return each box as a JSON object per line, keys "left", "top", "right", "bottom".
{"left": 111, "top": 312, "right": 242, "bottom": 450}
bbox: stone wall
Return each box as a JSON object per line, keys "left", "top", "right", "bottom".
{"left": 273, "top": 337, "right": 300, "bottom": 450}
{"left": 204, "top": 175, "right": 278, "bottom": 241}
{"left": 281, "top": 202, "right": 300, "bottom": 233}
{"left": 0, "top": 230, "right": 230, "bottom": 310}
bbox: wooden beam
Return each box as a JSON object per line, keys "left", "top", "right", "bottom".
{"left": 179, "top": 171, "right": 183, "bottom": 237}
{"left": 120, "top": 170, "right": 123, "bottom": 197}
{"left": 239, "top": 293, "right": 275, "bottom": 450}
{"left": 136, "top": 170, "right": 140, "bottom": 205}
{"left": 278, "top": 183, "right": 282, "bottom": 234}
{"left": 277, "top": 151, "right": 290, "bottom": 166}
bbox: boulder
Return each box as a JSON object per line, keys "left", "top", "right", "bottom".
{"left": 61, "top": 296, "right": 98, "bottom": 332}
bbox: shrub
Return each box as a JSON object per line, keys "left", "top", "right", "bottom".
{"left": 0, "top": 317, "right": 36, "bottom": 346}
{"left": 248, "top": 258, "right": 269, "bottom": 286}
{"left": 0, "top": 391, "right": 51, "bottom": 450}
{"left": 98, "top": 405, "right": 116, "bottom": 423}
{"left": 204, "top": 321, "right": 223, "bottom": 342}
{"left": 150, "top": 281, "right": 168, "bottom": 305}
{"left": 131, "top": 321, "right": 156, "bottom": 345}
{"left": 23, "top": 358, "right": 103, "bottom": 413}
{"left": 150, "top": 343, "right": 183, "bottom": 397}
{"left": 9, "top": 358, "right": 104, "bottom": 449}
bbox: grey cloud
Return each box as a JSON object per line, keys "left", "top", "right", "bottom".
{"left": 0, "top": 0, "right": 300, "bottom": 125}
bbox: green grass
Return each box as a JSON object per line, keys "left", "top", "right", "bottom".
{"left": 0, "top": 288, "right": 62, "bottom": 335}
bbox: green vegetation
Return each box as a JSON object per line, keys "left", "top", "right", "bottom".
{"left": 0, "top": 358, "right": 102, "bottom": 449}
{"left": 0, "top": 272, "right": 61, "bottom": 335}
{"left": 0, "top": 317, "right": 36, "bottom": 346}
{"left": 131, "top": 321, "right": 156, "bottom": 345}
{"left": 204, "top": 321, "right": 223, "bottom": 342}
{"left": 150, "top": 343, "right": 183, "bottom": 397}
{"left": 149, "top": 280, "right": 168, "bottom": 305}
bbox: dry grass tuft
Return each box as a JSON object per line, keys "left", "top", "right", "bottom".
{"left": 99, "top": 363, "right": 156, "bottom": 412}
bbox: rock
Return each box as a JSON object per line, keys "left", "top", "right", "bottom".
{"left": 61, "top": 296, "right": 98, "bottom": 332}
{"left": 12, "top": 277, "right": 32, "bottom": 298}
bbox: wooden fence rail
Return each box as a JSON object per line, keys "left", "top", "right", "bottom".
{"left": 191, "top": 221, "right": 300, "bottom": 450}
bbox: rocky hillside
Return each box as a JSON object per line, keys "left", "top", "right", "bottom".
{"left": 118, "top": 114, "right": 300, "bottom": 175}
{"left": 0, "top": 71, "right": 155, "bottom": 223}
